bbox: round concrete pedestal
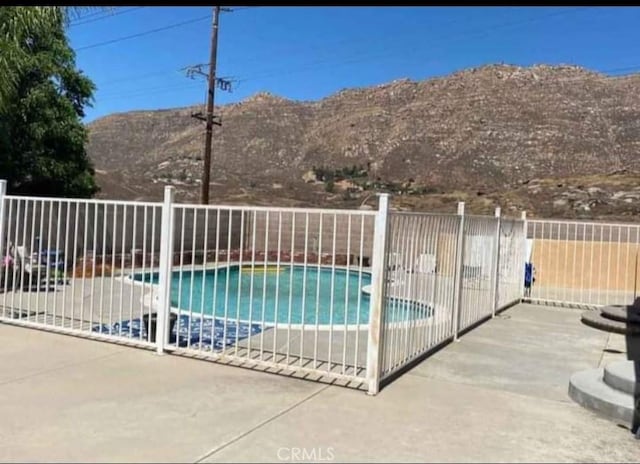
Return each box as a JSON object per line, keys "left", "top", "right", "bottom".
{"left": 570, "top": 305, "right": 640, "bottom": 436}
{"left": 568, "top": 360, "right": 638, "bottom": 429}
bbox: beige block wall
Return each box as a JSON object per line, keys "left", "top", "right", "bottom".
{"left": 436, "top": 233, "right": 458, "bottom": 276}
{"left": 386, "top": 215, "right": 461, "bottom": 277}
{"left": 531, "top": 239, "right": 640, "bottom": 291}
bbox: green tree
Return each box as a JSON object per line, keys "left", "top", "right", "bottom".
{"left": 1, "top": 7, "right": 60, "bottom": 109}
{"left": 0, "top": 7, "right": 100, "bottom": 108}
{"left": 0, "top": 6, "right": 99, "bottom": 197}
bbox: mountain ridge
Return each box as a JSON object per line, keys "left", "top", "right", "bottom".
{"left": 87, "top": 63, "right": 640, "bottom": 220}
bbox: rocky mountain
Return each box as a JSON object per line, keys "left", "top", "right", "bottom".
{"left": 87, "top": 64, "right": 640, "bottom": 220}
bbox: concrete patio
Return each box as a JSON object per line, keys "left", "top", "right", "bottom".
{"left": 0, "top": 303, "right": 637, "bottom": 463}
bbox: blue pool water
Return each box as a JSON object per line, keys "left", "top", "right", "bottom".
{"left": 133, "top": 265, "right": 430, "bottom": 325}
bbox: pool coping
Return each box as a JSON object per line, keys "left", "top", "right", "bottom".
{"left": 118, "top": 262, "right": 437, "bottom": 331}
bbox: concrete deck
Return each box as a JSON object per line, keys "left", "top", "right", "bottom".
{"left": 0, "top": 303, "right": 637, "bottom": 463}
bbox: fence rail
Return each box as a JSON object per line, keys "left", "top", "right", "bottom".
{"left": 0, "top": 180, "right": 530, "bottom": 394}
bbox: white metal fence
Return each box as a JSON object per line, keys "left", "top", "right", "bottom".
{"left": 458, "top": 214, "right": 500, "bottom": 331}
{"left": 164, "top": 202, "right": 377, "bottom": 386}
{"left": 377, "top": 204, "right": 527, "bottom": 385}
{"left": 378, "top": 211, "right": 460, "bottom": 381}
{"left": 0, "top": 193, "right": 163, "bottom": 349}
{"left": 526, "top": 219, "right": 640, "bottom": 308}
{"left": 497, "top": 216, "right": 527, "bottom": 309}
{"left": 0, "top": 180, "right": 529, "bottom": 394}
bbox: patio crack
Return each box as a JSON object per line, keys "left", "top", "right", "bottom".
{"left": 193, "top": 384, "right": 331, "bottom": 463}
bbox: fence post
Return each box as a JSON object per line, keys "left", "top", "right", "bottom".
{"left": 520, "top": 211, "right": 528, "bottom": 300}
{"left": 0, "top": 180, "right": 6, "bottom": 288}
{"left": 492, "top": 207, "right": 502, "bottom": 317}
{"left": 366, "top": 193, "right": 390, "bottom": 396}
{"left": 156, "top": 185, "right": 175, "bottom": 355}
{"left": 452, "top": 201, "right": 466, "bottom": 341}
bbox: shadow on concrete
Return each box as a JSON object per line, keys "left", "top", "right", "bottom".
{"left": 624, "top": 297, "right": 639, "bottom": 437}
{"left": 625, "top": 333, "right": 639, "bottom": 437}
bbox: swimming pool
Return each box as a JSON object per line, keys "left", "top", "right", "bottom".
{"left": 132, "top": 265, "right": 431, "bottom": 326}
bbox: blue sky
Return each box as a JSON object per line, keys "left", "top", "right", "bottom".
{"left": 66, "top": 6, "right": 640, "bottom": 123}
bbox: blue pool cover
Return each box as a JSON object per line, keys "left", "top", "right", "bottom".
{"left": 93, "top": 314, "right": 263, "bottom": 351}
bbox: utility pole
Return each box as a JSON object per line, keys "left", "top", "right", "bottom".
{"left": 183, "top": 7, "right": 233, "bottom": 204}
{"left": 201, "top": 5, "right": 220, "bottom": 205}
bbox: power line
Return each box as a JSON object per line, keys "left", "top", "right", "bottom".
{"left": 97, "top": 85, "right": 203, "bottom": 101}
{"left": 97, "top": 68, "right": 183, "bottom": 86}
{"left": 97, "top": 81, "right": 202, "bottom": 99}
{"left": 68, "top": 8, "right": 114, "bottom": 23}
{"left": 93, "top": 62, "right": 217, "bottom": 89}
{"left": 69, "top": 7, "right": 143, "bottom": 27}
{"left": 225, "top": 6, "right": 257, "bottom": 11}
{"left": 92, "top": 81, "right": 635, "bottom": 122}
{"left": 233, "top": 59, "right": 640, "bottom": 89}
{"left": 79, "top": 7, "right": 533, "bottom": 90}
{"left": 75, "top": 14, "right": 210, "bottom": 51}
{"left": 81, "top": 7, "right": 638, "bottom": 108}
{"left": 91, "top": 62, "right": 640, "bottom": 106}
{"left": 215, "top": 13, "right": 468, "bottom": 71}
{"left": 89, "top": 72, "right": 639, "bottom": 161}
{"left": 69, "top": 5, "right": 254, "bottom": 27}
{"left": 231, "top": 7, "right": 591, "bottom": 84}
{"left": 88, "top": 6, "right": 593, "bottom": 91}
